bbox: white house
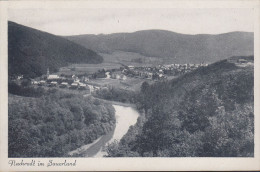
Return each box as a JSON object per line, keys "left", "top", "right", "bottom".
{"left": 128, "top": 65, "right": 135, "bottom": 70}
{"left": 71, "top": 82, "right": 79, "bottom": 87}
{"left": 238, "top": 59, "right": 247, "bottom": 63}
{"left": 122, "top": 75, "right": 127, "bottom": 80}
{"left": 17, "top": 75, "right": 23, "bottom": 80}
{"left": 116, "top": 74, "right": 121, "bottom": 79}
{"left": 79, "top": 83, "right": 87, "bottom": 89}
{"left": 50, "top": 81, "right": 58, "bottom": 86}
{"left": 38, "top": 80, "right": 46, "bottom": 86}
{"left": 105, "top": 72, "right": 111, "bottom": 79}
{"left": 31, "top": 80, "right": 39, "bottom": 85}
{"left": 48, "top": 75, "right": 59, "bottom": 80}
{"left": 60, "top": 82, "right": 69, "bottom": 88}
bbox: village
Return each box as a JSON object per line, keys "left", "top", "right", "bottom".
{"left": 11, "top": 56, "right": 254, "bottom": 95}
{"left": 120, "top": 63, "right": 208, "bottom": 80}
{"left": 12, "top": 62, "right": 209, "bottom": 94}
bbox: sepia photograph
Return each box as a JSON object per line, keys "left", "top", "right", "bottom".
{"left": 1, "top": 0, "right": 260, "bottom": 171}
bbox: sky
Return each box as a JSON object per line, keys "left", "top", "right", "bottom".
{"left": 8, "top": 8, "right": 254, "bottom": 36}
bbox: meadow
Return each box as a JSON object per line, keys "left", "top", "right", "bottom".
{"left": 58, "top": 51, "right": 163, "bottom": 76}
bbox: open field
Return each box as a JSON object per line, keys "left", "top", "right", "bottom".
{"left": 86, "top": 77, "right": 154, "bottom": 92}
{"left": 100, "top": 51, "right": 164, "bottom": 66}
{"left": 58, "top": 62, "right": 122, "bottom": 75}
{"left": 57, "top": 51, "right": 164, "bottom": 76}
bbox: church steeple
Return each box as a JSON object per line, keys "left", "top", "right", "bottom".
{"left": 47, "top": 67, "right": 50, "bottom": 77}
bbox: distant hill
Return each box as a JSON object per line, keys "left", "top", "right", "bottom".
{"left": 66, "top": 30, "right": 253, "bottom": 64}
{"left": 8, "top": 21, "right": 103, "bottom": 78}
{"left": 106, "top": 55, "right": 254, "bottom": 157}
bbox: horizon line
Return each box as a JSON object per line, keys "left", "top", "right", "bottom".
{"left": 8, "top": 20, "right": 254, "bottom": 37}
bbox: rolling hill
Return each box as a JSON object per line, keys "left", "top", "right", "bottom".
{"left": 8, "top": 21, "right": 103, "bottom": 78}
{"left": 106, "top": 55, "right": 254, "bottom": 157}
{"left": 66, "top": 30, "right": 253, "bottom": 64}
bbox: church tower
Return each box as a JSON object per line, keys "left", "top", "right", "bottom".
{"left": 47, "top": 68, "right": 50, "bottom": 78}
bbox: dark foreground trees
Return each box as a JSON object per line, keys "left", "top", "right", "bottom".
{"left": 8, "top": 90, "right": 115, "bottom": 157}
{"left": 106, "top": 57, "right": 254, "bottom": 157}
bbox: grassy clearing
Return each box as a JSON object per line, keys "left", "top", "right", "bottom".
{"left": 58, "top": 62, "right": 122, "bottom": 75}
{"left": 57, "top": 51, "right": 165, "bottom": 76}
{"left": 54, "top": 51, "right": 161, "bottom": 92}
{"left": 86, "top": 77, "right": 151, "bottom": 92}
{"left": 101, "top": 51, "right": 163, "bottom": 66}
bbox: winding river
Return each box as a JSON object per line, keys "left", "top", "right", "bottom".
{"left": 68, "top": 104, "right": 140, "bottom": 157}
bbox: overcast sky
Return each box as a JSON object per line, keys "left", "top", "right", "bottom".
{"left": 8, "top": 8, "right": 254, "bottom": 36}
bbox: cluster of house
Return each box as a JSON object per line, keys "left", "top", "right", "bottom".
{"left": 30, "top": 73, "right": 103, "bottom": 92}
{"left": 94, "top": 63, "right": 209, "bottom": 81}
{"left": 117, "top": 63, "right": 208, "bottom": 80}
{"left": 14, "top": 62, "right": 209, "bottom": 91}
{"left": 109, "top": 72, "right": 128, "bottom": 80}
{"left": 31, "top": 74, "right": 88, "bottom": 89}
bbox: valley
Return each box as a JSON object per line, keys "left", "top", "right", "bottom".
{"left": 7, "top": 21, "right": 254, "bottom": 158}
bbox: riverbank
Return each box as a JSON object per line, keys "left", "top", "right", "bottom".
{"left": 68, "top": 104, "right": 140, "bottom": 157}
{"left": 103, "top": 100, "right": 136, "bottom": 108}
{"left": 85, "top": 94, "right": 136, "bottom": 108}
{"left": 68, "top": 127, "right": 115, "bottom": 157}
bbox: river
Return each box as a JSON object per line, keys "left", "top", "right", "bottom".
{"left": 68, "top": 104, "right": 140, "bottom": 157}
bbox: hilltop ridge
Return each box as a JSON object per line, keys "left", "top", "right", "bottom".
{"left": 66, "top": 30, "right": 253, "bottom": 64}
{"left": 8, "top": 21, "right": 103, "bottom": 78}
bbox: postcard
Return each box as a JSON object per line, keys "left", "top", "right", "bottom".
{"left": 0, "top": 0, "right": 260, "bottom": 171}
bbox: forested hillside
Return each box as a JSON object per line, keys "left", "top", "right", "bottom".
{"left": 106, "top": 56, "right": 254, "bottom": 157}
{"left": 8, "top": 89, "right": 115, "bottom": 157}
{"left": 66, "top": 30, "right": 253, "bottom": 64}
{"left": 8, "top": 21, "right": 103, "bottom": 78}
